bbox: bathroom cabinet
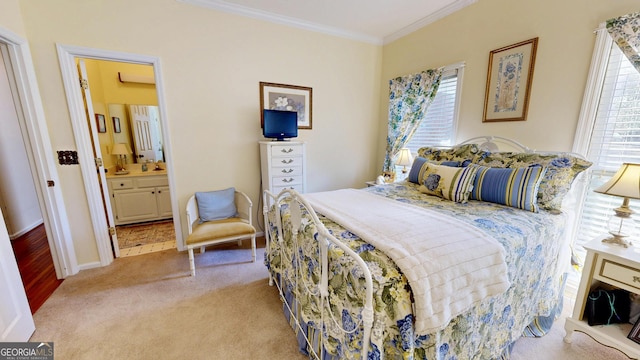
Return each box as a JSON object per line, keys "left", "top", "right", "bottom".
{"left": 107, "top": 174, "right": 172, "bottom": 225}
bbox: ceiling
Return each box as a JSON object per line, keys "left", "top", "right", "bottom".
{"left": 179, "top": 0, "right": 478, "bottom": 44}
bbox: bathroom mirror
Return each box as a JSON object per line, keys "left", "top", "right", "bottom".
{"left": 108, "top": 103, "right": 164, "bottom": 164}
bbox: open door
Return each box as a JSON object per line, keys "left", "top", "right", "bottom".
{"left": 77, "top": 60, "right": 120, "bottom": 258}
{"left": 0, "top": 208, "right": 34, "bottom": 341}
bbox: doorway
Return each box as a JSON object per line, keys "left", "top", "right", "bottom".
{"left": 0, "top": 49, "right": 62, "bottom": 313}
{"left": 79, "top": 58, "right": 176, "bottom": 257}
{"left": 57, "top": 44, "right": 183, "bottom": 267}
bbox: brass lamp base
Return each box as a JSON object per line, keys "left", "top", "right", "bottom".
{"left": 602, "top": 235, "right": 633, "bottom": 248}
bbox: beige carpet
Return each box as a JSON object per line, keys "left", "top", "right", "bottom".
{"left": 31, "top": 239, "right": 631, "bottom": 359}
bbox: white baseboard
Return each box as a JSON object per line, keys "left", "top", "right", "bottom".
{"left": 78, "top": 261, "right": 103, "bottom": 271}
{"left": 9, "top": 220, "right": 44, "bottom": 240}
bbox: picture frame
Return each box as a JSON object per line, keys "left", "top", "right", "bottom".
{"left": 482, "top": 37, "right": 538, "bottom": 122}
{"left": 629, "top": 318, "right": 640, "bottom": 344}
{"left": 112, "top": 117, "right": 121, "bottom": 133}
{"left": 260, "top": 82, "right": 312, "bottom": 129}
{"left": 95, "top": 114, "right": 106, "bottom": 133}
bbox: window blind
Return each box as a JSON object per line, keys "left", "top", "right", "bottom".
{"left": 405, "top": 70, "right": 459, "bottom": 153}
{"left": 574, "top": 43, "right": 640, "bottom": 266}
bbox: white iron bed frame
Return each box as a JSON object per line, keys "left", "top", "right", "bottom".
{"left": 263, "top": 188, "right": 374, "bottom": 359}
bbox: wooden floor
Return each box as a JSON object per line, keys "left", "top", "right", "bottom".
{"left": 10, "top": 223, "right": 63, "bottom": 314}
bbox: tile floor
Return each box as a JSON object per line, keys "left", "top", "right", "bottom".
{"left": 119, "top": 240, "right": 176, "bottom": 257}
{"left": 117, "top": 220, "right": 177, "bottom": 257}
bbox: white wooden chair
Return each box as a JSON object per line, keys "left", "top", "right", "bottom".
{"left": 185, "top": 190, "right": 256, "bottom": 276}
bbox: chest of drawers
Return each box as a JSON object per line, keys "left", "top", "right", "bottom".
{"left": 260, "top": 141, "right": 306, "bottom": 195}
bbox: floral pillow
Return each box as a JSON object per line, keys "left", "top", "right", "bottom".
{"left": 416, "top": 143, "right": 481, "bottom": 164}
{"left": 473, "top": 152, "right": 592, "bottom": 211}
{"left": 418, "top": 163, "right": 478, "bottom": 203}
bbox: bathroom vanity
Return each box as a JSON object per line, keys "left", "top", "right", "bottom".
{"left": 107, "top": 170, "right": 172, "bottom": 225}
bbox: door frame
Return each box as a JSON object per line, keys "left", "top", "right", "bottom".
{"left": 56, "top": 44, "right": 183, "bottom": 265}
{"left": 0, "top": 27, "right": 77, "bottom": 278}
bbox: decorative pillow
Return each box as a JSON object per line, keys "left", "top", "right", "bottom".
{"left": 474, "top": 152, "right": 592, "bottom": 211}
{"left": 408, "top": 157, "right": 460, "bottom": 184}
{"left": 417, "top": 143, "right": 482, "bottom": 163}
{"left": 418, "top": 163, "right": 478, "bottom": 203}
{"left": 195, "top": 187, "right": 237, "bottom": 223}
{"left": 469, "top": 164, "right": 547, "bottom": 212}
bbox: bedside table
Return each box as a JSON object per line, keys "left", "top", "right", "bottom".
{"left": 564, "top": 236, "right": 640, "bottom": 358}
{"left": 365, "top": 181, "right": 377, "bottom": 187}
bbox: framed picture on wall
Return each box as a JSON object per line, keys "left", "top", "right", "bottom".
{"left": 259, "top": 82, "right": 312, "bottom": 129}
{"left": 112, "top": 117, "right": 121, "bottom": 133}
{"left": 482, "top": 37, "right": 538, "bottom": 122}
{"left": 95, "top": 114, "right": 106, "bottom": 133}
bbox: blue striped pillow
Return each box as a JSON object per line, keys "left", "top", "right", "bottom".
{"left": 469, "top": 164, "right": 546, "bottom": 212}
{"left": 408, "top": 157, "right": 460, "bottom": 184}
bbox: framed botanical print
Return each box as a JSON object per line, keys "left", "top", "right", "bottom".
{"left": 260, "top": 82, "right": 312, "bottom": 129}
{"left": 483, "top": 37, "right": 538, "bottom": 122}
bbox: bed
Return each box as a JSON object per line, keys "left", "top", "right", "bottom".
{"left": 262, "top": 137, "right": 592, "bottom": 359}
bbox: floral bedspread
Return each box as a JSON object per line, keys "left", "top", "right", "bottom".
{"left": 264, "top": 182, "right": 568, "bottom": 360}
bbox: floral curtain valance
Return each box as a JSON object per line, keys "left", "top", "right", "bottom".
{"left": 607, "top": 11, "right": 640, "bottom": 73}
{"left": 383, "top": 68, "right": 443, "bottom": 174}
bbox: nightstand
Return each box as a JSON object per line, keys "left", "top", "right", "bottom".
{"left": 564, "top": 236, "right": 640, "bottom": 359}
{"left": 365, "top": 181, "right": 377, "bottom": 187}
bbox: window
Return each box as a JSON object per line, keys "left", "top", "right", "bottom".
{"left": 571, "top": 27, "right": 640, "bottom": 294}
{"left": 404, "top": 63, "right": 464, "bottom": 153}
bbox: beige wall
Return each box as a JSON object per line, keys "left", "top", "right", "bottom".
{"left": 380, "top": 0, "right": 639, "bottom": 157}
{"left": 13, "top": 0, "right": 382, "bottom": 266}
{"left": 0, "top": 0, "right": 26, "bottom": 37}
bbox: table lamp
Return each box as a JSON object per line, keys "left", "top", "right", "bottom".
{"left": 112, "top": 143, "right": 130, "bottom": 175}
{"left": 396, "top": 148, "right": 413, "bottom": 174}
{"left": 594, "top": 163, "right": 640, "bottom": 247}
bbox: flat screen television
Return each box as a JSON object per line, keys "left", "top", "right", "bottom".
{"left": 263, "top": 109, "right": 298, "bottom": 141}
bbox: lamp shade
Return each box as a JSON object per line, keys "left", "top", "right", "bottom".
{"left": 594, "top": 163, "right": 640, "bottom": 200}
{"left": 396, "top": 148, "right": 413, "bottom": 167}
{"left": 112, "top": 143, "right": 130, "bottom": 155}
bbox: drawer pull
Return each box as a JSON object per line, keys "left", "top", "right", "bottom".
{"left": 281, "top": 159, "right": 294, "bottom": 164}
{"left": 634, "top": 276, "right": 640, "bottom": 283}
{"left": 280, "top": 148, "right": 293, "bottom": 153}
{"left": 281, "top": 169, "right": 294, "bottom": 174}
{"left": 282, "top": 178, "right": 294, "bottom": 183}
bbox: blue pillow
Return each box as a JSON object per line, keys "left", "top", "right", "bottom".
{"left": 408, "top": 157, "right": 460, "bottom": 184}
{"left": 469, "top": 164, "right": 546, "bottom": 212}
{"left": 195, "top": 187, "right": 237, "bottom": 222}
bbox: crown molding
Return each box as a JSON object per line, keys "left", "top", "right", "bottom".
{"left": 178, "top": 0, "right": 476, "bottom": 46}
{"left": 383, "top": 0, "right": 477, "bottom": 45}
{"left": 177, "top": 0, "right": 383, "bottom": 45}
